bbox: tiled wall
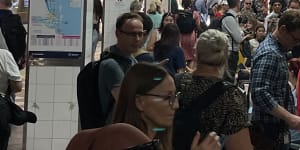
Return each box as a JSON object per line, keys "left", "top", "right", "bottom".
{"left": 26, "top": 66, "right": 80, "bottom": 150}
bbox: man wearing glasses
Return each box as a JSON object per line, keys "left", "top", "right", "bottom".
{"left": 98, "top": 13, "right": 144, "bottom": 125}
{"left": 250, "top": 9, "right": 300, "bottom": 150}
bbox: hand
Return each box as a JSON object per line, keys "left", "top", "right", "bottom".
{"left": 191, "top": 131, "right": 221, "bottom": 150}
{"left": 158, "top": 58, "right": 169, "bottom": 65}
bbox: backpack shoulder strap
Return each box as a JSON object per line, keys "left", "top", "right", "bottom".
{"left": 189, "top": 81, "right": 232, "bottom": 111}
{"left": 220, "top": 13, "right": 235, "bottom": 24}
{"left": 99, "top": 47, "right": 131, "bottom": 73}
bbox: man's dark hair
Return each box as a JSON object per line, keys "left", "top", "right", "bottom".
{"left": 182, "top": 0, "right": 192, "bottom": 9}
{"left": 116, "top": 13, "right": 143, "bottom": 30}
{"left": 288, "top": 0, "right": 300, "bottom": 8}
{"left": 227, "top": 0, "right": 239, "bottom": 8}
{"left": 278, "top": 9, "right": 300, "bottom": 32}
{"left": 270, "top": 0, "right": 283, "bottom": 6}
{"left": 137, "top": 12, "right": 153, "bottom": 35}
{"left": 0, "top": 0, "right": 12, "bottom": 7}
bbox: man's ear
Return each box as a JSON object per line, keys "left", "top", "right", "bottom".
{"left": 135, "top": 96, "right": 145, "bottom": 111}
{"left": 278, "top": 24, "right": 288, "bottom": 33}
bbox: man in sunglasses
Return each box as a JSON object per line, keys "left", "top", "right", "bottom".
{"left": 250, "top": 9, "right": 300, "bottom": 150}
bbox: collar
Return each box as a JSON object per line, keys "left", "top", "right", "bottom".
{"left": 110, "top": 45, "right": 137, "bottom": 63}
{"left": 269, "top": 33, "right": 289, "bottom": 57}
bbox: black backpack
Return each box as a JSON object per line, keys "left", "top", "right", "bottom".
{"left": 173, "top": 73, "right": 232, "bottom": 150}
{"left": 176, "top": 10, "right": 196, "bottom": 34}
{"left": 0, "top": 14, "right": 27, "bottom": 68}
{"left": 77, "top": 51, "right": 129, "bottom": 129}
{"left": 208, "top": 13, "right": 235, "bottom": 31}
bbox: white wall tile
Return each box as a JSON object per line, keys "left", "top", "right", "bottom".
{"left": 35, "top": 121, "right": 53, "bottom": 138}
{"left": 27, "top": 101, "right": 36, "bottom": 114}
{"left": 34, "top": 138, "right": 52, "bottom": 150}
{"left": 53, "top": 103, "right": 72, "bottom": 120}
{"left": 36, "top": 67, "right": 55, "bottom": 85}
{"left": 28, "top": 84, "right": 36, "bottom": 103}
{"left": 26, "top": 124, "right": 35, "bottom": 138}
{"left": 29, "top": 67, "right": 37, "bottom": 84}
{"left": 54, "top": 67, "right": 73, "bottom": 85}
{"left": 26, "top": 138, "right": 34, "bottom": 150}
{"left": 35, "top": 103, "right": 53, "bottom": 121}
{"left": 54, "top": 85, "right": 73, "bottom": 102}
{"left": 70, "top": 121, "right": 79, "bottom": 137}
{"left": 53, "top": 121, "right": 71, "bottom": 138}
{"left": 36, "top": 85, "right": 54, "bottom": 102}
{"left": 52, "top": 139, "right": 69, "bottom": 150}
{"left": 72, "top": 67, "right": 80, "bottom": 85}
{"left": 71, "top": 104, "right": 78, "bottom": 121}
{"left": 71, "top": 85, "right": 77, "bottom": 103}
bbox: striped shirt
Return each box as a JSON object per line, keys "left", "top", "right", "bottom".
{"left": 250, "top": 33, "right": 295, "bottom": 124}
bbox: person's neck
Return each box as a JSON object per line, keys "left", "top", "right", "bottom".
{"left": 192, "top": 64, "right": 222, "bottom": 79}
{"left": 116, "top": 44, "right": 133, "bottom": 57}
{"left": 272, "top": 30, "right": 288, "bottom": 50}
{"left": 272, "top": 29, "right": 292, "bottom": 50}
{"left": 231, "top": 7, "right": 239, "bottom": 13}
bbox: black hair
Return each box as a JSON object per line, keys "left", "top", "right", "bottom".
{"left": 137, "top": 12, "right": 153, "bottom": 34}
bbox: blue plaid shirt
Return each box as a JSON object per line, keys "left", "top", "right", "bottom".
{"left": 250, "top": 34, "right": 295, "bottom": 124}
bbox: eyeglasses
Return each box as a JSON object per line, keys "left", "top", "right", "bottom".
{"left": 118, "top": 29, "right": 146, "bottom": 38}
{"left": 245, "top": 2, "right": 251, "bottom": 5}
{"left": 288, "top": 32, "right": 300, "bottom": 43}
{"left": 141, "top": 92, "right": 181, "bottom": 107}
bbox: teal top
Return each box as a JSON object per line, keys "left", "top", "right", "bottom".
{"left": 148, "top": 12, "right": 162, "bottom": 29}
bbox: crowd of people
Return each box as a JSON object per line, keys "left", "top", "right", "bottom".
{"left": 1, "top": 0, "right": 300, "bottom": 149}
{"left": 75, "top": 0, "right": 300, "bottom": 149}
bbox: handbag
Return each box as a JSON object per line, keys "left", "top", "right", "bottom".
{"left": 0, "top": 93, "right": 37, "bottom": 126}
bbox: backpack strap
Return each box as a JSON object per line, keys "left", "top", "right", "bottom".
{"left": 189, "top": 81, "right": 228, "bottom": 111}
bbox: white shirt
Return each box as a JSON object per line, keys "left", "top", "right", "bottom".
{"left": 0, "top": 49, "right": 21, "bottom": 94}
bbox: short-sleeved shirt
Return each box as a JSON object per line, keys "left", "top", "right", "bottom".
{"left": 98, "top": 45, "right": 137, "bottom": 123}
{"left": 0, "top": 49, "right": 21, "bottom": 95}
{"left": 153, "top": 46, "right": 186, "bottom": 75}
{"left": 176, "top": 74, "right": 249, "bottom": 137}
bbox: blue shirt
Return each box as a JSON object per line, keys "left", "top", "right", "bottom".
{"left": 250, "top": 34, "right": 295, "bottom": 124}
{"left": 154, "top": 46, "right": 186, "bottom": 75}
{"left": 98, "top": 45, "right": 137, "bottom": 123}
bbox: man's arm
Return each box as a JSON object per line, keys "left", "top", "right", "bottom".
{"left": 222, "top": 16, "right": 244, "bottom": 43}
{"left": 4, "top": 50, "right": 22, "bottom": 93}
{"left": 111, "top": 87, "right": 120, "bottom": 102}
{"left": 9, "top": 80, "right": 22, "bottom": 93}
{"left": 271, "top": 105, "right": 300, "bottom": 129}
{"left": 101, "top": 59, "right": 124, "bottom": 102}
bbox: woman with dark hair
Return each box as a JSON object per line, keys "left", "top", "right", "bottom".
{"left": 114, "top": 63, "right": 221, "bottom": 150}
{"left": 180, "top": 0, "right": 201, "bottom": 69}
{"left": 147, "top": 12, "right": 175, "bottom": 51}
{"left": 153, "top": 23, "right": 186, "bottom": 75}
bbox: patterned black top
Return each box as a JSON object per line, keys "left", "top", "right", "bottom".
{"left": 175, "top": 73, "right": 249, "bottom": 137}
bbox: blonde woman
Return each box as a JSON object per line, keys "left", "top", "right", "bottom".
{"left": 174, "top": 29, "right": 253, "bottom": 150}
